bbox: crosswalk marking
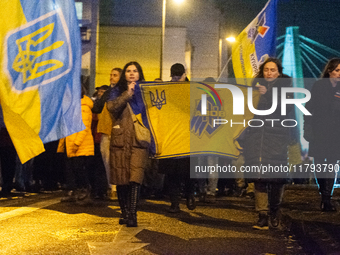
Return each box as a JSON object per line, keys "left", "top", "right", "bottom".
{"left": 0, "top": 198, "right": 60, "bottom": 221}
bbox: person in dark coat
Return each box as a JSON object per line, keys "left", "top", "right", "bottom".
{"left": 107, "top": 61, "right": 149, "bottom": 227}
{"left": 304, "top": 58, "right": 340, "bottom": 212}
{"left": 0, "top": 105, "right": 17, "bottom": 198}
{"left": 158, "top": 63, "right": 196, "bottom": 213}
{"left": 243, "top": 58, "right": 293, "bottom": 230}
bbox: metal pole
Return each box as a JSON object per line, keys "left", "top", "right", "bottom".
{"left": 89, "top": 0, "right": 99, "bottom": 97}
{"left": 217, "top": 55, "right": 232, "bottom": 82}
{"left": 160, "top": 0, "right": 166, "bottom": 79}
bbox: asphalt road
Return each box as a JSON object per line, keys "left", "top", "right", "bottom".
{"left": 0, "top": 185, "right": 340, "bottom": 255}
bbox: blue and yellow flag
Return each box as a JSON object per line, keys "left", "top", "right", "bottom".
{"left": 0, "top": 0, "right": 84, "bottom": 163}
{"left": 136, "top": 82, "right": 259, "bottom": 159}
{"left": 232, "top": 0, "right": 278, "bottom": 85}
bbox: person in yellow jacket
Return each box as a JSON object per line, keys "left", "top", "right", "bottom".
{"left": 58, "top": 86, "right": 94, "bottom": 203}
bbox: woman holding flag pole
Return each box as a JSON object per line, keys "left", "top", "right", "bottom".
{"left": 243, "top": 58, "right": 293, "bottom": 230}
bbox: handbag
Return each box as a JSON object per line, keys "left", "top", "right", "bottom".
{"left": 128, "top": 104, "right": 151, "bottom": 148}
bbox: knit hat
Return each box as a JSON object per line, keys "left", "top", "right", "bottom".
{"left": 96, "top": 85, "right": 110, "bottom": 90}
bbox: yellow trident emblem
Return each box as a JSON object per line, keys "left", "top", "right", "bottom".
{"left": 12, "top": 23, "right": 64, "bottom": 83}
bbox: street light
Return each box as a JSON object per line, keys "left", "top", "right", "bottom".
{"left": 226, "top": 36, "right": 236, "bottom": 43}
{"left": 218, "top": 36, "right": 236, "bottom": 81}
{"left": 160, "top": 0, "right": 184, "bottom": 80}
{"left": 160, "top": 0, "right": 167, "bottom": 79}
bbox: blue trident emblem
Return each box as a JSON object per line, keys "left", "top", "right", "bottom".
{"left": 150, "top": 90, "right": 166, "bottom": 110}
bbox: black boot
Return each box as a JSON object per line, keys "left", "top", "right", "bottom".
{"left": 117, "top": 185, "right": 129, "bottom": 224}
{"left": 269, "top": 208, "right": 281, "bottom": 228}
{"left": 319, "top": 178, "right": 336, "bottom": 212}
{"left": 321, "top": 195, "right": 336, "bottom": 212}
{"left": 186, "top": 194, "right": 196, "bottom": 210}
{"left": 127, "top": 182, "right": 139, "bottom": 227}
{"left": 76, "top": 187, "right": 93, "bottom": 206}
{"left": 253, "top": 212, "right": 269, "bottom": 230}
{"left": 168, "top": 194, "right": 181, "bottom": 213}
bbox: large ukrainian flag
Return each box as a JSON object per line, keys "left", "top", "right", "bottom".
{"left": 232, "top": 0, "right": 278, "bottom": 85}
{"left": 136, "top": 82, "right": 259, "bottom": 159}
{"left": 0, "top": 0, "right": 83, "bottom": 163}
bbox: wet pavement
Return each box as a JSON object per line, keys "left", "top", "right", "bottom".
{"left": 0, "top": 184, "right": 340, "bottom": 254}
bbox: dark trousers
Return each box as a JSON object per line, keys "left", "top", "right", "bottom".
{"left": 314, "top": 157, "right": 337, "bottom": 199}
{"left": 88, "top": 144, "right": 108, "bottom": 196}
{"left": 255, "top": 181, "right": 285, "bottom": 213}
{"left": 161, "top": 158, "right": 195, "bottom": 204}
{"left": 0, "top": 146, "right": 17, "bottom": 194}
{"left": 33, "top": 141, "right": 64, "bottom": 190}
{"left": 64, "top": 156, "right": 91, "bottom": 191}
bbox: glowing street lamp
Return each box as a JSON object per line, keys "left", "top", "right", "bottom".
{"left": 160, "top": 0, "right": 184, "bottom": 79}
{"left": 160, "top": 0, "right": 166, "bottom": 78}
{"left": 218, "top": 36, "right": 236, "bottom": 81}
{"left": 226, "top": 36, "right": 236, "bottom": 43}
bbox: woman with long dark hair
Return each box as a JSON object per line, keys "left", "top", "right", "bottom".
{"left": 304, "top": 58, "right": 340, "bottom": 212}
{"left": 243, "top": 58, "right": 293, "bottom": 230}
{"left": 107, "top": 61, "right": 149, "bottom": 227}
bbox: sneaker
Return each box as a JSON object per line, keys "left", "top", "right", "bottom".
{"left": 253, "top": 213, "right": 269, "bottom": 230}
{"left": 245, "top": 192, "right": 255, "bottom": 200}
{"left": 60, "top": 190, "right": 76, "bottom": 202}
{"left": 77, "top": 188, "right": 89, "bottom": 201}
{"left": 270, "top": 210, "right": 280, "bottom": 228}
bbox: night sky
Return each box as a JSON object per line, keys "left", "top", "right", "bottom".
{"left": 103, "top": 0, "right": 340, "bottom": 52}
{"left": 218, "top": 0, "right": 340, "bottom": 55}
{"left": 215, "top": 0, "right": 340, "bottom": 78}
{"left": 101, "top": 0, "right": 340, "bottom": 77}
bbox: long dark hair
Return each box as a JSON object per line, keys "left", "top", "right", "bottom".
{"left": 255, "top": 57, "right": 283, "bottom": 79}
{"left": 320, "top": 58, "right": 340, "bottom": 78}
{"left": 116, "top": 61, "right": 145, "bottom": 93}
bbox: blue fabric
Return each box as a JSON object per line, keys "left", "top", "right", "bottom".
{"left": 14, "top": 0, "right": 84, "bottom": 142}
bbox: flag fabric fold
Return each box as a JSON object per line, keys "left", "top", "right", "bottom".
{"left": 232, "top": 0, "right": 278, "bottom": 85}
{"left": 135, "top": 82, "right": 259, "bottom": 159}
{"left": 0, "top": 0, "right": 84, "bottom": 163}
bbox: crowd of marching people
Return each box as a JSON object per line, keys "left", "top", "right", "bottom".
{"left": 1, "top": 57, "right": 340, "bottom": 230}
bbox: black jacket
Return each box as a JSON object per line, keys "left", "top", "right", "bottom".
{"left": 243, "top": 75, "right": 293, "bottom": 181}
{"left": 92, "top": 87, "right": 113, "bottom": 114}
{"left": 304, "top": 79, "right": 340, "bottom": 158}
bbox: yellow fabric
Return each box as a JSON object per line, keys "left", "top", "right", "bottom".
{"left": 97, "top": 102, "right": 113, "bottom": 135}
{"left": 0, "top": 0, "right": 44, "bottom": 163}
{"left": 231, "top": 0, "right": 277, "bottom": 86}
{"left": 57, "top": 96, "right": 94, "bottom": 157}
{"left": 141, "top": 83, "right": 190, "bottom": 157}
{"left": 288, "top": 141, "right": 303, "bottom": 167}
{"left": 232, "top": 25, "right": 258, "bottom": 86}
{"left": 140, "top": 82, "right": 260, "bottom": 158}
